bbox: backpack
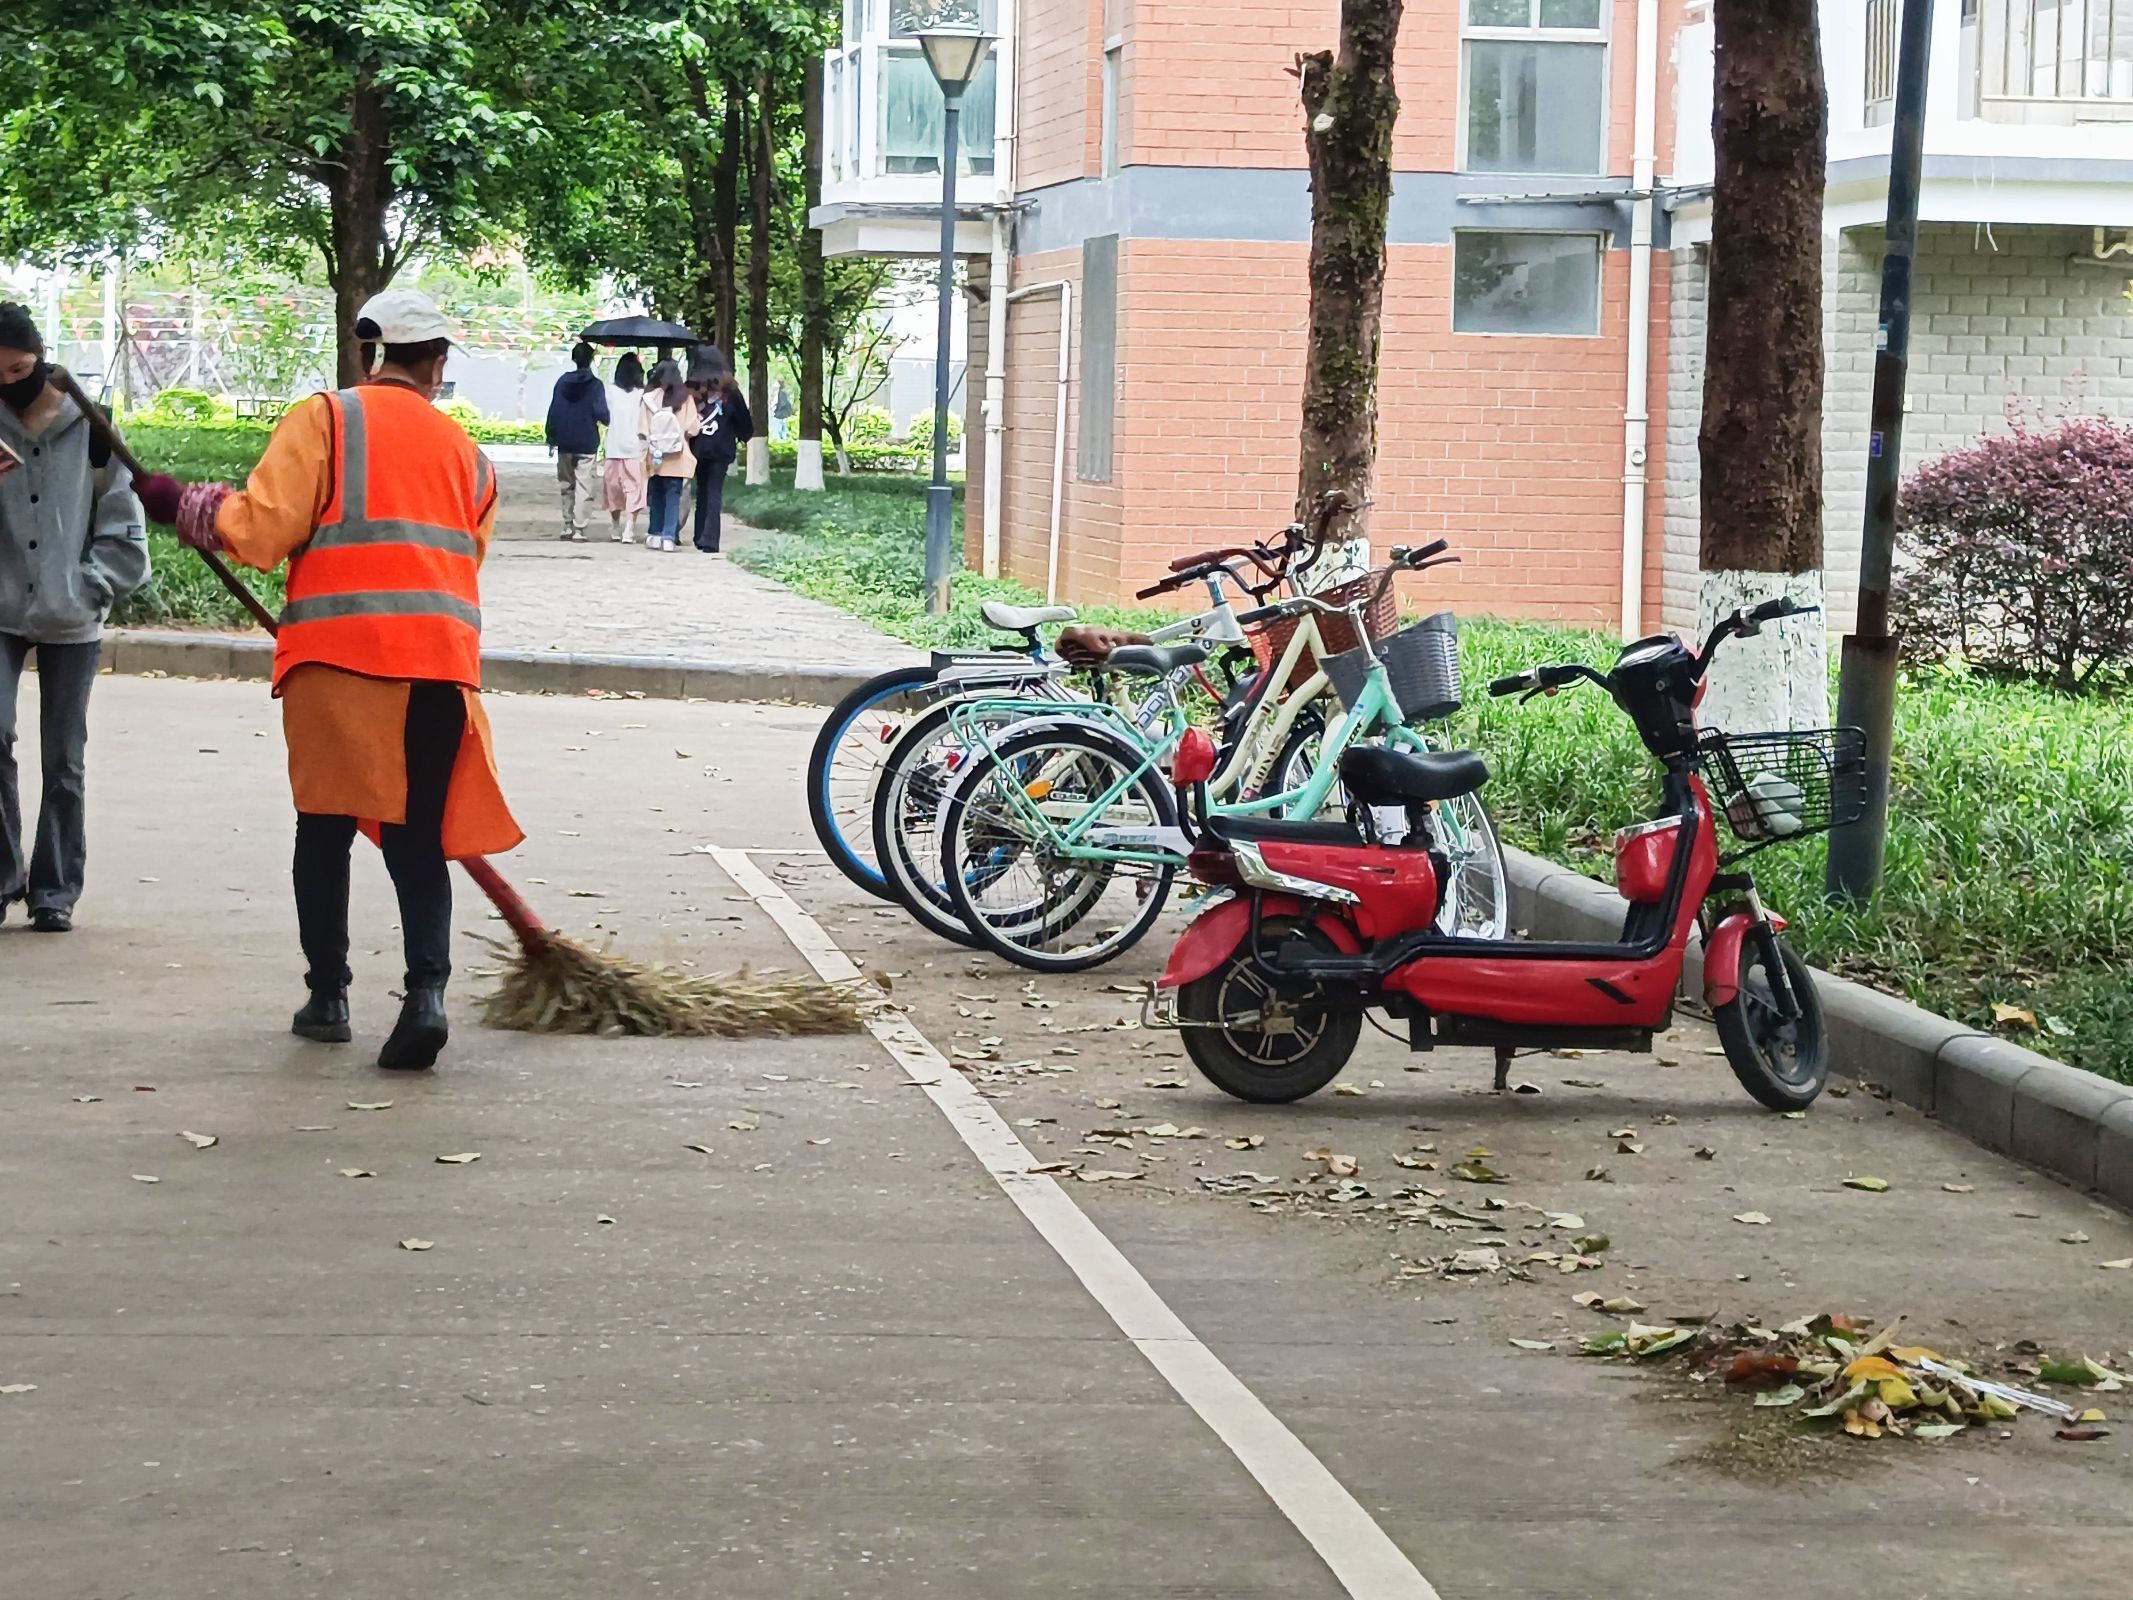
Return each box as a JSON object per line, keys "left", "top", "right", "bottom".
{"left": 647, "top": 402, "right": 686, "bottom": 462}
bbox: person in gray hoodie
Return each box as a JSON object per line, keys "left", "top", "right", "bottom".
{"left": 0, "top": 302, "right": 149, "bottom": 931}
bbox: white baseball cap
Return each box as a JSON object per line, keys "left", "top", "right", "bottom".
{"left": 354, "top": 288, "right": 461, "bottom": 348}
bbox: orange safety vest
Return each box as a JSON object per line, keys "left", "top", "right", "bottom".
{"left": 273, "top": 384, "right": 497, "bottom": 690}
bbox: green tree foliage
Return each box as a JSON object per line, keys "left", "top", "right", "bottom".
{"left": 0, "top": 2, "right": 565, "bottom": 382}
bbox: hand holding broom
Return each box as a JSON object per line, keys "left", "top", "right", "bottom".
{"left": 60, "top": 367, "right": 864, "bottom": 1040}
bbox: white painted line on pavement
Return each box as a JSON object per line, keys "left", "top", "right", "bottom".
{"left": 714, "top": 846, "right": 1442, "bottom": 1600}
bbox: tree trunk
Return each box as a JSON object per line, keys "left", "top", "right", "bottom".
{"left": 745, "top": 73, "right": 775, "bottom": 485}
{"left": 1698, "top": 0, "right": 1829, "bottom": 729}
{"left": 714, "top": 86, "right": 743, "bottom": 357}
{"left": 681, "top": 60, "right": 726, "bottom": 341}
{"left": 797, "top": 55, "right": 828, "bottom": 492}
{"left": 326, "top": 84, "right": 396, "bottom": 389}
{"left": 1294, "top": 0, "right": 1402, "bottom": 579}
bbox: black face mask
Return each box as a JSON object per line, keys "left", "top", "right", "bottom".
{"left": 0, "top": 359, "right": 51, "bottom": 414}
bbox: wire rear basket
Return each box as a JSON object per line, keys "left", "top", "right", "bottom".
{"left": 1700, "top": 727, "right": 1867, "bottom": 844}
{"left": 1247, "top": 574, "right": 1397, "bottom": 674}
{"left": 1322, "top": 612, "right": 1463, "bottom": 725}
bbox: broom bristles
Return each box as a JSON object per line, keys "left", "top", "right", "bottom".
{"left": 478, "top": 931, "right": 870, "bottom": 1039}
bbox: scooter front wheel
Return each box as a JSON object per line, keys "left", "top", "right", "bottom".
{"left": 1178, "top": 919, "right": 1363, "bottom": 1103}
{"left": 1714, "top": 933, "right": 1828, "bottom": 1111}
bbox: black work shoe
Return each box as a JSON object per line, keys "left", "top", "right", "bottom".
{"left": 292, "top": 990, "right": 353, "bottom": 1044}
{"left": 29, "top": 907, "right": 72, "bottom": 933}
{"left": 378, "top": 987, "right": 449, "bottom": 1072}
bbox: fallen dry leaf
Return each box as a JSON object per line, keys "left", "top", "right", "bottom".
{"left": 1695, "top": 1146, "right": 1717, "bottom": 1161}
{"left": 1733, "top": 1211, "right": 1771, "bottom": 1226}
{"left": 1598, "top": 1296, "right": 1645, "bottom": 1314}
{"left": 1509, "top": 1337, "right": 1555, "bottom": 1351}
{"left": 130, "top": 1174, "right": 159, "bottom": 1184}
{"left": 399, "top": 1238, "right": 434, "bottom": 1251}
{"left": 347, "top": 1100, "right": 394, "bottom": 1112}
{"left": 178, "top": 1131, "right": 217, "bottom": 1150}
{"left": 1991, "top": 1002, "right": 2038, "bottom": 1031}
{"left": 2100, "top": 1259, "right": 2133, "bottom": 1271}
{"left": 1843, "top": 1176, "right": 1890, "bottom": 1193}
{"left": 2062, "top": 1231, "right": 2091, "bottom": 1245}
{"left": 71, "top": 1095, "right": 101, "bottom": 1104}
{"left": 0, "top": 1383, "right": 36, "bottom": 1395}
{"left": 435, "top": 1152, "right": 482, "bottom": 1165}
{"left": 684, "top": 1143, "right": 713, "bottom": 1155}
{"left": 595, "top": 1214, "right": 617, "bottom": 1225}
{"left": 338, "top": 1168, "right": 373, "bottom": 1179}
{"left": 1225, "top": 1135, "right": 1266, "bottom": 1151}
{"left": 1942, "top": 1183, "right": 1976, "bottom": 1194}
{"left": 1332, "top": 1083, "right": 1367, "bottom": 1097}
{"left": 1305, "top": 1147, "right": 1361, "bottom": 1177}
{"left": 728, "top": 1116, "right": 759, "bottom": 1132}
{"left": 1075, "top": 1169, "right": 1143, "bottom": 1184}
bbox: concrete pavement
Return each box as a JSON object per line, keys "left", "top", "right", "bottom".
{"left": 4, "top": 678, "right": 2130, "bottom": 1598}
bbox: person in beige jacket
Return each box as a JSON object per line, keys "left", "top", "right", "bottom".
{"left": 639, "top": 359, "right": 699, "bottom": 552}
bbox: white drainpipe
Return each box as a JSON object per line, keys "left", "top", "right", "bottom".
{"left": 979, "top": 11, "right": 1019, "bottom": 578}
{"left": 1006, "top": 279, "right": 1073, "bottom": 601}
{"left": 1619, "top": 0, "right": 1660, "bottom": 639}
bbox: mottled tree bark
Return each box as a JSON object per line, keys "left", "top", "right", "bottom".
{"left": 1295, "top": 0, "right": 1402, "bottom": 551}
{"left": 747, "top": 72, "right": 774, "bottom": 423}
{"left": 326, "top": 82, "right": 396, "bottom": 388}
{"left": 1700, "top": 0, "right": 1827, "bottom": 575}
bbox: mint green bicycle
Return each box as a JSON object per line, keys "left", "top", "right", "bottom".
{"left": 932, "top": 548, "right": 1506, "bottom": 973}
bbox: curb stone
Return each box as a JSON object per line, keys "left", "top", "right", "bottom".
{"left": 95, "top": 630, "right": 877, "bottom": 708}
{"left": 1505, "top": 846, "right": 2133, "bottom": 1209}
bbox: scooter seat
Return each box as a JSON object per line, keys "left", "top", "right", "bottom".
{"left": 982, "top": 600, "right": 1076, "bottom": 633}
{"left": 1339, "top": 745, "right": 1489, "bottom": 806}
{"left": 1104, "top": 642, "right": 1210, "bottom": 677}
{"left": 1204, "top": 814, "right": 1364, "bottom": 848}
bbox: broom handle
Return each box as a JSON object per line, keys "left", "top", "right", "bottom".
{"left": 58, "top": 369, "right": 551, "bottom": 947}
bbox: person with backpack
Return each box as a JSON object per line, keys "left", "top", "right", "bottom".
{"left": 688, "top": 358, "right": 752, "bottom": 555}
{"left": 0, "top": 302, "right": 150, "bottom": 933}
{"left": 601, "top": 352, "right": 648, "bottom": 543}
{"left": 544, "top": 340, "right": 609, "bottom": 543}
{"left": 640, "top": 359, "right": 699, "bottom": 553}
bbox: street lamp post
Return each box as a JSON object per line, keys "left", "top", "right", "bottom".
{"left": 916, "top": 26, "right": 993, "bottom": 615}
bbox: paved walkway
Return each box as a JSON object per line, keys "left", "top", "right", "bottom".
{"left": 480, "top": 461, "right": 919, "bottom": 671}
{"left": 5, "top": 677, "right": 2130, "bottom": 1598}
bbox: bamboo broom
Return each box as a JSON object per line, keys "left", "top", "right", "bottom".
{"left": 60, "top": 369, "right": 865, "bottom": 1039}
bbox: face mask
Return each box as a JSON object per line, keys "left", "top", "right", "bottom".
{"left": 0, "top": 359, "right": 50, "bottom": 413}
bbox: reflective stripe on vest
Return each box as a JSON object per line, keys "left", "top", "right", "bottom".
{"left": 272, "top": 386, "right": 487, "bottom": 691}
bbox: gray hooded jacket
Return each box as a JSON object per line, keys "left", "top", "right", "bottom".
{"left": 0, "top": 390, "right": 150, "bottom": 645}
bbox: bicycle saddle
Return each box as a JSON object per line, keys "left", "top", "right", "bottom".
{"left": 981, "top": 600, "right": 1076, "bottom": 633}
{"left": 1104, "top": 642, "right": 1210, "bottom": 677}
{"left": 1339, "top": 744, "right": 1489, "bottom": 805}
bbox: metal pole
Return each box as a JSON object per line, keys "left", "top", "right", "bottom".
{"left": 1827, "top": 0, "right": 1933, "bottom": 904}
{"left": 923, "top": 93, "right": 963, "bottom": 616}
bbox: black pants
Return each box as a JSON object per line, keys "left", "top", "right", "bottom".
{"left": 0, "top": 635, "right": 101, "bottom": 917}
{"left": 692, "top": 452, "right": 732, "bottom": 550}
{"left": 292, "top": 682, "right": 464, "bottom": 995}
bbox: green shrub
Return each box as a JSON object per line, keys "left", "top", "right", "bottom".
{"left": 437, "top": 396, "right": 485, "bottom": 428}
{"left": 907, "top": 406, "right": 963, "bottom": 446}
{"left": 464, "top": 417, "right": 547, "bottom": 445}
{"left": 142, "top": 386, "right": 227, "bottom": 423}
{"left": 843, "top": 405, "right": 895, "bottom": 444}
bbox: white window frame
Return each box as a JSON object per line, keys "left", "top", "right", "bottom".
{"left": 1456, "top": 0, "right": 1611, "bottom": 177}
{"left": 1449, "top": 227, "right": 1607, "bottom": 339}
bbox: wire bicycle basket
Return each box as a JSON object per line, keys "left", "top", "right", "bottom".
{"left": 1246, "top": 573, "right": 1397, "bottom": 674}
{"left": 1322, "top": 611, "right": 1463, "bottom": 725}
{"left": 1699, "top": 727, "right": 1867, "bottom": 846}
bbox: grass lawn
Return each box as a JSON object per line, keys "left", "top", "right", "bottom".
{"left": 730, "top": 475, "right": 2133, "bottom": 1084}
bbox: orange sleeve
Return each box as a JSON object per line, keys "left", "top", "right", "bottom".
{"left": 473, "top": 451, "right": 499, "bottom": 565}
{"left": 215, "top": 394, "right": 335, "bottom": 571}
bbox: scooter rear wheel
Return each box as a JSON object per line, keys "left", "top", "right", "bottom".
{"left": 1714, "top": 933, "right": 1828, "bottom": 1111}
{"left": 1178, "top": 919, "right": 1362, "bottom": 1103}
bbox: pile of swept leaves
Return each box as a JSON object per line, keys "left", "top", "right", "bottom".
{"left": 1577, "top": 1311, "right": 2122, "bottom": 1444}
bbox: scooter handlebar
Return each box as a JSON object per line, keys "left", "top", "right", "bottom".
{"left": 1488, "top": 671, "right": 1536, "bottom": 698}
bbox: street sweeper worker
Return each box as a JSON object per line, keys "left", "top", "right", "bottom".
{"left": 136, "top": 289, "right": 522, "bottom": 1072}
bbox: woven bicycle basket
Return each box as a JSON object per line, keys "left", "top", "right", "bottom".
{"left": 1247, "top": 574, "right": 1398, "bottom": 675}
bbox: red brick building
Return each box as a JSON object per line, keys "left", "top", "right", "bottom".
{"left": 815, "top": 1, "right": 2133, "bottom": 639}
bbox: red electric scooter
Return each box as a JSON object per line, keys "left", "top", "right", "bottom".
{"left": 1146, "top": 598, "right": 1864, "bottom": 1111}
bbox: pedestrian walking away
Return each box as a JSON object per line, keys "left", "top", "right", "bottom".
{"left": 0, "top": 302, "right": 150, "bottom": 933}
{"left": 641, "top": 358, "right": 699, "bottom": 553}
{"left": 545, "top": 340, "right": 608, "bottom": 542}
{"left": 688, "top": 349, "right": 751, "bottom": 554}
{"left": 602, "top": 351, "right": 648, "bottom": 542}
{"left": 134, "top": 288, "right": 523, "bottom": 1073}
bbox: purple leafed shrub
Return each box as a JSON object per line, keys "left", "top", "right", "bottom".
{"left": 1893, "top": 417, "right": 2133, "bottom": 694}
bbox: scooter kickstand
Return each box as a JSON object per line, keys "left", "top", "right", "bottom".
{"left": 1492, "top": 1045, "right": 1514, "bottom": 1093}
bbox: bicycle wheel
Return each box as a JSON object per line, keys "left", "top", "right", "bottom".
{"left": 871, "top": 698, "right": 1005, "bottom": 948}
{"left": 939, "top": 722, "right": 1180, "bottom": 973}
{"left": 1430, "top": 791, "right": 1509, "bottom": 939}
{"left": 809, "top": 665, "right": 942, "bottom": 900}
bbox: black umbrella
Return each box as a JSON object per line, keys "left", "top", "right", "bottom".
{"left": 579, "top": 316, "right": 703, "bottom": 349}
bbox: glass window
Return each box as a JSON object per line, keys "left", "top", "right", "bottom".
{"left": 845, "top": 49, "right": 862, "bottom": 177}
{"left": 1538, "top": 0, "right": 1602, "bottom": 26}
{"left": 1468, "top": 0, "right": 1528, "bottom": 23}
{"left": 881, "top": 51, "right": 996, "bottom": 175}
{"left": 1452, "top": 232, "right": 1601, "bottom": 335}
{"left": 1078, "top": 236, "right": 1118, "bottom": 482}
{"left": 1468, "top": 0, "right": 1604, "bottom": 25}
{"left": 1464, "top": 40, "right": 1605, "bottom": 172}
